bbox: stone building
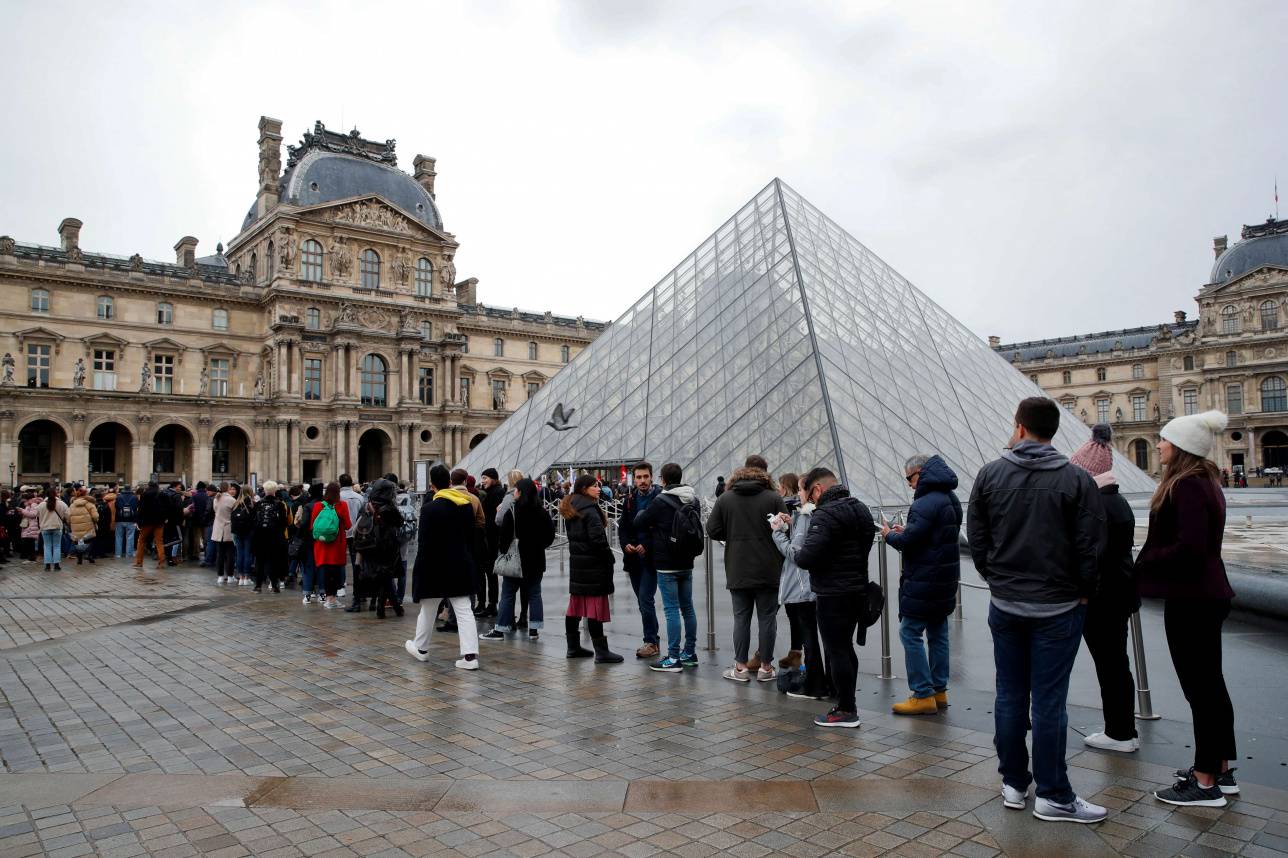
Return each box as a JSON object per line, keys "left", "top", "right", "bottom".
{"left": 0, "top": 117, "right": 605, "bottom": 488}
{"left": 993, "top": 216, "right": 1288, "bottom": 476}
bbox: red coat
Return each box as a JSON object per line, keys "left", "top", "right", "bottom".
{"left": 312, "top": 500, "right": 352, "bottom": 567}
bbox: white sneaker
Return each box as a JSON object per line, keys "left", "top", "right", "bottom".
{"left": 337, "top": 587, "right": 346, "bottom": 598}
{"left": 405, "top": 640, "right": 430, "bottom": 662}
{"left": 456, "top": 656, "right": 479, "bottom": 670}
{"left": 302, "top": 595, "right": 311, "bottom": 605}
{"left": 1002, "top": 782, "right": 1028, "bottom": 810}
{"left": 1083, "top": 732, "right": 1139, "bottom": 752}
{"left": 1033, "top": 796, "right": 1108, "bottom": 824}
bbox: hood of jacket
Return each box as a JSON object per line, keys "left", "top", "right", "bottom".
{"left": 1096, "top": 473, "right": 1119, "bottom": 492}
{"left": 914, "top": 455, "right": 959, "bottom": 498}
{"left": 661, "top": 484, "right": 697, "bottom": 504}
{"left": 367, "top": 478, "right": 397, "bottom": 509}
{"left": 1001, "top": 440, "right": 1069, "bottom": 471}
{"left": 728, "top": 467, "right": 773, "bottom": 494}
{"left": 434, "top": 487, "right": 472, "bottom": 507}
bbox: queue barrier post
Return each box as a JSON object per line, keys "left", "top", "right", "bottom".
{"left": 1130, "top": 610, "right": 1161, "bottom": 720}
{"left": 704, "top": 535, "right": 718, "bottom": 652}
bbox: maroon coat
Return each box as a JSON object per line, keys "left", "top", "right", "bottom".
{"left": 1135, "top": 475, "right": 1234, "bottom": 600}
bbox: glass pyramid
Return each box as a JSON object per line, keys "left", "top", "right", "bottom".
{"left": 460, "top": 179, "right": 1155, "bottom": 508}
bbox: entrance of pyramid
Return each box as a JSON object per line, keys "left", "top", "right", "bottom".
{"left": 546, "top": 458, "right": 643, "bottom": 495}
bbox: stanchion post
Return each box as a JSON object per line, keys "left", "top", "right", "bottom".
{"left": 1130, "top": 610, "right": 1160, "bottom": 720}
{"left": 704, "top": 534, "right": 718, "bottom": 652}
{"left": 954, "top": 581, "right": 964, "bottom": 621}
{"left": 877, "top": 534, "right": 894, "bottom": 679}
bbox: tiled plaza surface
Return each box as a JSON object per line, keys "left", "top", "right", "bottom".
{"left": 0, "top": 555, "right": 1284, "bottom": 857}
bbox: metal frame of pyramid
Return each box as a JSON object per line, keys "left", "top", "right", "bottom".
{"left": 459, "top": 179, "right": 1155, "bottom": 508}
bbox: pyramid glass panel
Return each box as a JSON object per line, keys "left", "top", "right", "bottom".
{"left": 460, "top": 179, "right": 1155, "bottom": 505}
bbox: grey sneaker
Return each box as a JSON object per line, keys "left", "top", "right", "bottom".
{"left": 1175, "top": 766, "right": 1239, "bottom": 795}
{"left": 1002, "top": 782, "right": 1028, "bottom": 810}
{"left": 1033, "top": 796, "right": 1108, "bottom": 823}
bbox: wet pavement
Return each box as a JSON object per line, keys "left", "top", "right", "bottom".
{"left": 0, "top": 551, "right": 1285, "bottom": 857}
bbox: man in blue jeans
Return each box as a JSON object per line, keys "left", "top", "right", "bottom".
{"left": 619, "top": 463, "right": 661, "bottom": 659}
{"left": 968, "top": 397, "right": 1108, "bottom": 824}
{"left": 883, "top": 454, "right": 962, "bottom": 716}
{"left": 633, "top": 462, "right": 701, "bottom": 672}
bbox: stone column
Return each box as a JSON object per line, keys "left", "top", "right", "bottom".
{"left": 332, "top": 421, "right": 346, "bottom": 478}
{"left": 132, "top": 440, "right": 151, "bottom": 485}
{"left": 333, "top": 344, "right": 345, "bottom": 402}
{"left": 194, "top": 417, "right": 212, "bottom": 484}
{"left": 287, "top": 420, "right": 298, "bottom": 483}
{"left": 347, "top": 346, "right": 359, "bottom": 400}
{"left": 440, "top": 353, "right": 452, "bottom": 405}
{"left": 276, "top": 341, "right": 288, "bottom": 396}
{"left": 67, "top": 414, "right": 89, "bottom": 485}
{"left": 0, "top": 411, "right": 14, "bottom": 487}
{"left": 287, "top": 341, "right": 298, "bottom": 397}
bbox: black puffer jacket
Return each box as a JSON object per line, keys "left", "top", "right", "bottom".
{"left": 1094, "top": 480, "right": 1140, "bottom": 612}
{"left": 706, "top": 467, "right": 787, "bottom": 589}
{"left": 887, "top": 456, "right": 962, "bottom": 620}
{"left": 794, "top": 484, "right": 876, "bottom": 596}
{"left": 482, "top": 482, "right": 505, "bottom": 556}
{"left": 562, "top": 493, "right": 615, "bottom": 596}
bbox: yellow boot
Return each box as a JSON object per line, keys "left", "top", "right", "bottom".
{"left": 892, "top": 696, "right": 939, "bottom": 716}
{"left": 935, "top": 691, "right": 948, "bottom": 710}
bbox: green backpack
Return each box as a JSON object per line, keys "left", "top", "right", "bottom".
{"left": 312, "top": 501, "right": 340, "bottom": 544}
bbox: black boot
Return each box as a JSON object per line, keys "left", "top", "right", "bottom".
{"left": 566, "top": 617, "right": 593, "bottom": 658}
{"left": 593, "top": 637, "right": 624, "bottom": 664}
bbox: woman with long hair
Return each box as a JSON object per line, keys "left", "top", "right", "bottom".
{"left": 559, "top": 475, "right": 623, "bottom": 663}
{"left": 37, "top": 485, "right": 70, "bottom": 570}
{"left": 312, "top": 481, "right": 352, "bottom": 609}
{"left": 230, "top": 485, "right": 256, "bottom": 586}
{"left": 1136, "top": 410, "right": 1237, "bottom": 807}
{"left": 482, "top": 476, "right": 556, "bottom": 641}
{"left": 211, "top": 482, "right": 237, "bottom": 584}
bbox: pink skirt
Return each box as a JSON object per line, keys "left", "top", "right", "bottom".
{"left": 567, "top": 595, "right": 611, "bottom": 622}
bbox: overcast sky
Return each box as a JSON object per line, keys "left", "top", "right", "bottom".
{"left": 3, "top": 0, "right": 1286, "bottom": 343}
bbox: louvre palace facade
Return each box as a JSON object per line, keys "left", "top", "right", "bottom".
{"left": 993, "top": 216, "right": 1288, "bottom": 477}
{"left": 0, "top": 116, "right": 605, "bottom": 488}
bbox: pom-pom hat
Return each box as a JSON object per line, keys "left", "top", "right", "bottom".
{"left": 1159, "top": 410, "right": 1229, "bottom": 460}
{"left": 1070, "top": 423, "right": 1114, "bottom": 476}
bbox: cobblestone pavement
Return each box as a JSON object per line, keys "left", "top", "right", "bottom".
{"left": 1, "top": 557, "right": 1285, "bottom": 857}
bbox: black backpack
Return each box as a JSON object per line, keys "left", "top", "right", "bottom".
{"left": 254, "top": 499, "right": 283, "bottom": 536}
{"left": 231, "top": 503, "right": 254, "bottom": 536}
{"left": 115, "top": 493, "right": 138, "bottom": 522}
{"left": 660, "top": 494, "right": 704, "bottom": 559}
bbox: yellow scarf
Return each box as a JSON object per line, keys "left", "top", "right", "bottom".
{"left": 434, "top": 487, "right": 472, "bottom": 506}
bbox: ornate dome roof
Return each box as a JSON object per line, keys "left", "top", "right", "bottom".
{"left": 241, "top": 123, "right": 443, "bottom": 233}
{"left": 1211, "top": 218, "right": 1288, "bottom": 285}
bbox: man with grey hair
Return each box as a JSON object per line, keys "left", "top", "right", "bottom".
{"left": 883, "top": 454, "right": 962, "bottom": 716}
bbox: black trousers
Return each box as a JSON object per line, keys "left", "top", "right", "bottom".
{"left": 1082, "top": 598, "right": 1138, "bottom": 740}
{"left": 816, "top": 592, "right": 862, "bottom": 713}
{"left": 215, "top": 540, "right": 235, "bottom": 578}
{"left": 786, "top": 601, "right": 830, "bottom": 698}
{"left": 1165, "top": 598, "right": 1236, "bottom": 773}
{"left": 254, "top": 539, "right": 284, "bottom": 587}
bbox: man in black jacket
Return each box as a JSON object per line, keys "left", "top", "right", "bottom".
{"left": 619, "top": 463, "right": 661, "bottom": 659}
{"left": 475, "top": 468, "right": 506, "bottom": 618}
{"left": 967, "top": 397, "right": 1106, "bottom": 824}
{"left": 132, "top": 481, "right": 167, "bottom": 570}
{"left": 794, "top": 467, "right": 875, "bottom": 728}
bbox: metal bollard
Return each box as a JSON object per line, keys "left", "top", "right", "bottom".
{"left": 704, "top": 535, "right": 718, "bottom": 652}
{"left": 876, "top": 534, "right": 895, "bottom": 679}
{"left": 1130, "top": 610, "right": 1160, "bottom": 720}
{"left": 954, "top": 581, "right": 964, "bottom": 621}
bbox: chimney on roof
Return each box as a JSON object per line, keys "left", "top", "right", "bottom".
{"left": 58, "top": 218, "right": 82, "bottom": 252}
{"left": 174, "top": 236, "right": 198, "bottom": 268}
{"left": 413, "top": 155, "right": 437, "bottom": 198}
{"left": 1213, "top": 235, "right": 1228, "bottom": 258}
{"left": 1174, "top": 310, "right": 1187, "bottom": 324}
{"left": 988, "top": 335, "right": 1001, "bottom": 348}
{"left": 256, "top": 116, "right": 283, "bottom": 219}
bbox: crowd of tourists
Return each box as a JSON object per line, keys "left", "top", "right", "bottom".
{"left": 0, "top": 396, "right": 1239, "bottom": 824}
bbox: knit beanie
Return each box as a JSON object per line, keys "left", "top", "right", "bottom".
{"left": 1160, "top": 410, "right": 1228, "bottom": 459}
{"left": 481, "top": 468, "right": 499, "bottom": 480}
{"left": 1070, "top": 423, "right": 1114, "bottom": 477}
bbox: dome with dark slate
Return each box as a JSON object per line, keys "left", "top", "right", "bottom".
{"left": 241, "top": 122, "right": 442, "bottom": 233}
{"left": 1211, "top": 219, "right": 1288, "bottom": 285}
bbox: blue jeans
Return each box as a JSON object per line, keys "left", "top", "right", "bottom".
{"left": 496, "top": 570, "right": 544, "bottom": 631}
{"left": 115, "top": 522, "right": 137, "bottom": 558}
{"left": 657, "top": 570, "right": 697, "bottom": 658}
{"left": 989, "top": 602, "right": 1086, "bottom": 804}
{"left": 203, "top": 524, "right": 216, "bottom": 565}
{"left": 296, "top": 550, "right": 318, "bottom": 594}
{"left": 42, "top": 529, "right": 62, "bottom": 565}
{"left": 627, "top": 559, "right": 660, "bottom": 645}
{"left": 900, "top": 615, "right": 950, "bottom": 699}
{"left": 233, "top": 534, "right": 254, "bottom": 577}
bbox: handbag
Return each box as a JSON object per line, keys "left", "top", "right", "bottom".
{"left": 494, "top": 548, "right": 523, "bottom": 579}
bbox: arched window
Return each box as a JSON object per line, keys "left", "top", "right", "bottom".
{"left": 1262, "top": 376, "right": 1287, "bottom": 413}
{"left": 415, "top": 258, "right": 433, "bottom": 297}
{"left": 494, "top": 337, "right": 504, "bottom": 357}
{"left": 360, "top": 354, "right": 387, "bottom": 406}
{"left": 300, "top": 239, "right": 323, "bottom": 282}
{"left": 360, "top": 249, "right": 381, "bottom": 289}
{"left": 212, "top": 308, "right": 228, "bottom": 331}
{"left": 306, "top": 307, "right": 320, "bottom": 330}
{"left": 96, "top": 295, "right": 114, "bottom": 320}
{"left": 1226, "top": 350, "right": 1238, "bottom": 368}
{"left": 420, "top": 321, "right": 432, "bottom": 340}
{"left": 528, "top": 341, "right": 538, "bottom": 361}
{"left": 1061, "top": 370, "right": 1072, "bottom": 385}
{"left": 30, "top": 288, "right": 49, "bottom": 313}
{"left": 1096, "top": 367, "right": 1107, "bottom": 382}
{"left": 267, "top": 240, "right": 275, "bottom": 278}
{"left": 1183, "top": 355, "right": 1195, "bottom": 371}
{"left": 156, "top": 302, "right": 173, "bottom": 325}
{"left": 1133, "top": 439, "right": 1150, "bottom": 471}
{"left": 560, "top": 345, "right": 570, "bottom": 364}
{"left": 1222, "top": 305, "right": 1239, "bottom": 334}
{"left": 1263, "top": 300, "right": 1280, "bottom": 331}
{"left": 249, "top": 252, "right": 257, "bottom": 283}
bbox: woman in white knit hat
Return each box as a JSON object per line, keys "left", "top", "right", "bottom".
{"left": 1135, "top": 410, "right": 1237, "bottom": 807}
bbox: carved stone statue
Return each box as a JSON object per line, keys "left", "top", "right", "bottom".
{"left": 392, "top": 252, "right": 411, "bottom": 286}
{"left": 398, "top": 308, "right": 410, "bottom": 331}
{"left": 129, "top": 253, "right": 144, "bottom": 272}
{"left": 66, "top": 246, "right": 83, "bottom": 263}
{"left": 277, "top": 232, "right": 295, "bottom": 272}
{"left": 0, "top": 236, "right": 16, "bottom": 255}
{"left": 1115, "top": 407, "right": 1123, "bottom": 422}
{"left": 198, "top": 367, "right": 209, "bottom": 397}
{"left": 337, "top": 304, "right": 358, "bottom": 325}
{"left": 254, "top": 372, "right": 265, "bottom": 400}
{"left": 1154, "top": 404, "right": 1161, "bottom": 421}
{"left": 0, "top": 353, "right": 13, "bottom": 385}
{"left": 72, "top": 358, "right": 86, "bottom": 389}
{"left": 441, "top": 258, "right": 456, "bottom": 288}
{"left": 493, "top": 385, "right": 507, "bottom": 411}
{"left": 330, "top": 237, "right": 352, "bottom": 277}
{"left": 1244, "top": 303, "right": 1256, "bottom": 323}
{"left": 139, "top": 363, "right": 152, "bottom": 393}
